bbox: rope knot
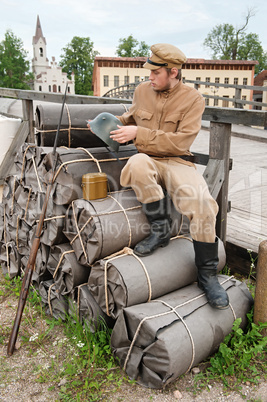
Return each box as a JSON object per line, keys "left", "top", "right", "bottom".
{"left": 123, "top": 247, "right": 134, "bottom": 255}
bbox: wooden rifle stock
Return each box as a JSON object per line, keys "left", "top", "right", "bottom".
{"left": 7, "top": 84, "right": 68, "bottom": 356}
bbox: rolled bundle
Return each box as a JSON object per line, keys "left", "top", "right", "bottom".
{"left": 38, "top": 279, "right": 69, "bottom": 320}
{"left": 0, "top": 241, "right": 21, "bottom": 279}
{"left": 88, "top": 236, "right": 226, "bottom": 319}
{"left": 111, "top": 276, "right": 254, "bottom": 389}
{"left": 50, "top": 243, "right": 91, "bottom": 295}
{"left": 35, "top": 103, "right": 130, "bottom": 148}
{"left": 21, "top": 243, "right": 52, "bottom": 286}
{"left": 43, "top": 145, "right": 138, "bottom": 205}
{"left": 64, "top": 190, "right": 189, "bottom": 266}
{"left": 33, "top": 194, "right": 67, "bottom": 247}
{"left": 14, "top": 144, "right": 48, "bottom": 192}
{"left": 68, "top": 284, "right": 115, "bottom": 333}
{"left": 9, "top": 216, "right": 33, "bottom": 257}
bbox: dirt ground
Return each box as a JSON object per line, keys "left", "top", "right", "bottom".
{"left": 0, "top": 284, "right": 266, "bottom": 402}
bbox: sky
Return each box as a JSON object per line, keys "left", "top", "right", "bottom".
{"left": 0, "top": 0, "right": 266, "bottom": 64}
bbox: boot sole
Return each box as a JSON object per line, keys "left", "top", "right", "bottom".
{"left": 134, "top": 240, "right": 169, "bottom": 257}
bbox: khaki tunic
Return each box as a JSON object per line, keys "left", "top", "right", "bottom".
{"left": 118, "top": 80, "right": 218, "bottom": 242}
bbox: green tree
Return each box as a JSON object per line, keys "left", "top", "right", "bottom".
{"left": 116, "top": 35, "right": 150, "bottom": 57}
{"left": 0, "top": 29, "right": 33, "bottom": 89}
{"left": 59, "top": 36, "right": 99, "bottom": 95}
{"left": 203, "top": 9, "right": 267, "bottom": 74}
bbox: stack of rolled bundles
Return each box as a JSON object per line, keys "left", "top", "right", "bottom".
{"left": 0, "top": 140, "right": 139, "bottom": 320}
{"left": 0, "top": 104, "right": 254, "bottom": 388}
{"left": 35, "top": 103, "right": 130, "bottom": 148}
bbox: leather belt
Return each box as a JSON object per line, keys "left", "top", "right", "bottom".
{"left": 148, "top": 154, "right": 195, "bottom": 162}
{"left": 178, "top": 155, "right": 195, "bottom": 162}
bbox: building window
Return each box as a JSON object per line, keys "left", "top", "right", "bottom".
{"left": 214, "top": 98, "right": 219, "bottom": 106}
{"left": 205, "top": 77, "right": 210, "bottom": 88}
{"left": 135, "top": 76, "right": 140, "bottom": 83}
{"left": 145, "top": 76, "right": 149, "bottom": 81}
{"left": 114, "top": 75, "right": 119, "bottom": 87}
{"left": 234, "top": 78, "right": 238, "bottom": 85}
{"left": 222, "top": 96, "right": 229, "bottom": 107}
{"left": 242, "top": 96, "right": 247, "bottom": 101}
{"left": 215, "top": 77, "right": 220, "bottom": 84}
{"left": 39, "top": 47, "right": 43, "bottom": 57}
{"left": 243, "top": 78, "right": 248, "bottom": 85}
{"left": 58, "top": 86, "right": 61, "bottom": 92}
{"left": 104, "top": 75, "right": 109, "bottom": 86}
{"left": 196, "top": 77, "right": 201, "bottom": 82}
{"left": 39, "top": 86, "right": 42, "bottom": 91}
{"left": 205, "top": 98, "right": 210, "bottom": 106}
{"left": 49, "top": 85, "right": 51, "bottom": 92}
{"left": 224, "top": 78, "right": 229, "bottom": 84}
{"left": 124, "top": 76, "right": 129, "bottom": 85}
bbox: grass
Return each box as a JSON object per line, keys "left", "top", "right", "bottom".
{"left": 0, "top": 271, "right": 131, "bottom": 401}
{"left": 0, "top": 261, "right": 266, "bottom": 401}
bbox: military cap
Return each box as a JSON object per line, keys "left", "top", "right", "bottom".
{"left": 143, "top": 43, "right": 187, "bottom": 70}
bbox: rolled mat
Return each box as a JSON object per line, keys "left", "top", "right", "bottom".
{"left": 64, "top": 190, "right": 190, "bottom": 266}
{"left": 68, "top": 284, "right": 115, "bottom": 333}
{"left": 0, "top": 241, "right": 21, "bottom": 279}
{"left": 52, "top": 244, "right": 91, "bottom": 295}
{"left": 35, "top": 103, "right": 130, "bottom": 148}
{"left": 38, "top": 279, "right": 69, "bottom": 320}
{"left": 43, "top": 145, "right": 138, "bottom": 205}
{"left": 88, "top": 236, "right": 226, "bottom": 319}
{"left": 111, "top": 276, "right": 254, "bottom": 389}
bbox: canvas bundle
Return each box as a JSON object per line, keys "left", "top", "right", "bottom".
{"left": 35, "top": 103, "right": 130, "bottom": 148}
{"left": 68, "top": 284, "right": 115, "bottom": 333}
{"left": 88, "top": 236, "right": 226, "bottom": 320}
{"left": 111, "top": 276, "right": 254, "bottom": 389}
{"left": 63, "top": 189, "right": 190, "bottom": 266}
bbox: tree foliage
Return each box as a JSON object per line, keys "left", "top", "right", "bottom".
{"left": 203, "top": 9, "right": 267, "bottom": 74}
{"left": 116, "top": 35, "right": 150, "bottom": 57}
{"left": 59, "top": 36, "right": 99, "bottom": 95}
{"left": 0, "top": 30, "right": 33, "bottom": 89}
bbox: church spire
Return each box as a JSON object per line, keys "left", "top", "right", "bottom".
{"left": 32, "top": 15, "right": 46, "bottom": 45}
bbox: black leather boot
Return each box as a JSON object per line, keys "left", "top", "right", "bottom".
{"left": 134, "top": 196, "right": 172, "bottom": 256}
{"left": 193, "top": 238, "right": 229, "bottom": 309}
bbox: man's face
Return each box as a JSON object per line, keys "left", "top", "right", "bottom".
{"left": 149, "top": 67, "right": 172, "bottom": 92}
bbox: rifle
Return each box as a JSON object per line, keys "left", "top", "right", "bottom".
{"left": 7, "top": 84, "right": 69, "bottom": 356}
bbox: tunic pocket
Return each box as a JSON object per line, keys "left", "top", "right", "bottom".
{"left": 135, "top": 109, "right": 153, "bottom": 121}
{"left": 164, "top": 112, "right": 184, "bottom": 131}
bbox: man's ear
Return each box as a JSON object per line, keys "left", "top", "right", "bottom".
{"left": 170, "top": 67, "right": 179, "bottom": 79}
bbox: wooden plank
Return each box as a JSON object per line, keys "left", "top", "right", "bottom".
{"left": 0, "top": 121, "right": 29, "bottom": 184}
{"left": 0, "top": 87, "right": 132, "bottom": 105}
{"left": 203, "top": 107, "right": 267, "bottom": 127}
{"left": 226, "top": 241, "right": 258, "bottom": 277}
{"left": 203, "top": 159, "right": 224, "bottom": 200}
{"left": 209, "top": 122, "right": 232, "bottom": 244}
{"left": 22, "top": 99, "right": 34, "bottom": 142}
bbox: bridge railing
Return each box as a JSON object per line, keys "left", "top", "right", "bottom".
{"left": 103, "top": 79, "right": 267, "bottom": 109}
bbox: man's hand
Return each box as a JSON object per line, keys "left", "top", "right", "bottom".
{"left": 110, "top": 125, "right": 137, "bottom": 143}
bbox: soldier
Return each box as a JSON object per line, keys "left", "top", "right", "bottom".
{"left": 90, "top": 43, "right": 229, "bottom": 310}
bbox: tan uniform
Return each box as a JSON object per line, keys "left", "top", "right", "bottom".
{"left": 118, "top": 80, "right": 218, "bottom": 242}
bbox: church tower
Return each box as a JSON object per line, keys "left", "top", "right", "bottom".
{"left": 32, "top": 15, "right": 49, "bottom": 76}
{"left": 31, "top": 15, "right": 75, "bottom": 94}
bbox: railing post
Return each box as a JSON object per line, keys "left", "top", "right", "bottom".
{"left": 253, "top": 240, "right": 267, "bottom": 335}
{"left": 234, "top": 88, "right": 243, "bottom": 109}
{"left": 209, "top": 121, "right": 232, "bottom": 244}
{"left": 22, "top": 99, "right": 35, "bottom": 143}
